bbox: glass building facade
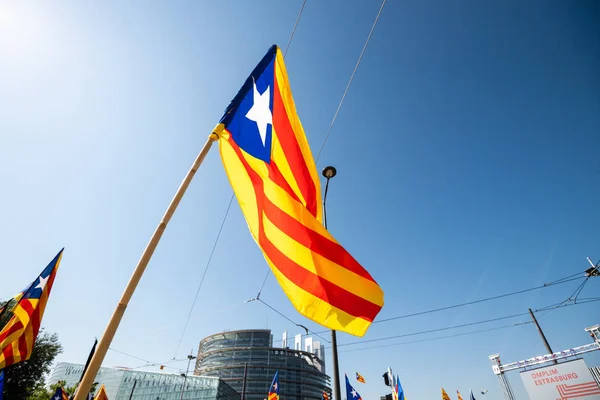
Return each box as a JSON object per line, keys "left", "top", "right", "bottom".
{"left": 49, "top": 362, "right": 240, "bottom": 400}
{"left": 195, "top": 330, "right": 330, "bottom": 400}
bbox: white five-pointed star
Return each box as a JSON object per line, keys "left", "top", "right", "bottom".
{"left": 35, "top": 275, "right": 49, "bottom": 291}
{"left": 245, "top": 81, "right": 272, "bottom": 146}
{"left": 351, "top": 389, "right": 358, "bottom": 398}
{"left": 54, "top": 395, "right": 61, "bottom": 400}
{"left": 273, "top": 383, "right": 277, "bottom": 391}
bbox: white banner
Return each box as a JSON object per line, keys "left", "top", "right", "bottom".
{"left": 520, "top": 359, "right": 600, "bottom": 399}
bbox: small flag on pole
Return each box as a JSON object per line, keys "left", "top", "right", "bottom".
{"left": 457, "top": 390, "right": 463, "bottom": 400}
{"left": 346, "top": 374, "right": 362, "bottom": 400}
{"left": 396, "top": 375, "right": 405, "bottom": 400}
{"left": 441, "top": 388, "right": 451, "bottom": 400}
{"left": 321, "top": 391, "right": 329, "bottom": 400}
{"left": 356, "top": 372, "right": 366, "bottom": 383}
{"left": 213, "top": 45, "right": 384, "bottom": 337}
{"left": 51, "top": 386, "right": 69, "bottom": 400}
{"left": 0, "top": 249, "right": 64, "bottom": 369}
{"left": 268, "top": 371, "right": 279, "bottom": 400}
{"left": 93, "top": 384, "right": 109, "bottom": 400}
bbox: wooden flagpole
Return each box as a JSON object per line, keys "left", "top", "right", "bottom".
{"left": 73, "top": 134, "right": 217, "bottom": 400}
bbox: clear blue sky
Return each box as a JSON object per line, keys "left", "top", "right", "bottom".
{"left": 1, "top": 1, "right": 599, "bottom": 399}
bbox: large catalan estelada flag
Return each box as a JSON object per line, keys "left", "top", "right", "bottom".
{"left": 213, "top": 44, "right": 384, "bottom": 337}
{"left": 0, "top": 249, "right": 64, "bottom": 369}
{"left": 268, "top": 371, "right": 279, "bottom": 400}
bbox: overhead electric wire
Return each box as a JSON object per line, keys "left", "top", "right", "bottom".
{"left": 257, "top": 298, "right": 331, "bottom": 344}
{"left": 314, "top": 0, "right": 388, "bottom": 162}
{"left": 109, "top": 348, "right": 186, "bottom": 371}
{"left": 338, "top": 322, "right": 533, "bottom": 354}
{"left": 371, "top": 275, "right": 584, "bottom": 325}
{"left": 173, "top": 194, "right": 235, "bottom": 357}
{"left": 332, "top": 297, "right": 600, "bottom": 351}
{"left": 334, "top": 312, "right": 532, "bottom": 348}
{"left": 283, "top": 0, "right": 307, "bottom": 58}
{"left": 172, "top": 1, "right": 308, "bottom": 357}
{"left": 264, "top": 271, "right": 592, "bottom": 346}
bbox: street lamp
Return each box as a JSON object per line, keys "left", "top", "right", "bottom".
{"left": 322, "top": 166, "right": 337, "bottom": 230}
{"left": 321, "top": 166, "right": 341, "bottom": 400}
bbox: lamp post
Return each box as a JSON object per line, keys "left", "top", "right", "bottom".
{"left": 321, "top": 166, "right": 340, "bottom": 400}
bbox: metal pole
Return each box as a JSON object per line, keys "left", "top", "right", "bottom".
{"left": 180, "top": 351, "right": 196, "bottom": 400}
{"left": 330, "top": 331, "right": 341, "bottom": 400}
{"left": 73, "top": 135, "right": 217, "bottom": 400}
{"left": 241, "top": 362, "right": 248, "bottom": 400}
{"left": 322, "top": 167, "right": 341, "bottom": 400}
{"left": 528, "top": 308, "right": 557, "bottom": 364}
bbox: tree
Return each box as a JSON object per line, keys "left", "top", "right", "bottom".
{"left": 28, "top": 380, "right": 77, "bottom": 400}
{"left": 28, "top": 380, "right": 99, "bottom": 400}
{"left": 2, "top": 330, "right": 63, "bottom": 399}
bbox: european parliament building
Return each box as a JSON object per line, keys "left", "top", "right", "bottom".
{"left": 194, "top": 329, "right": 330, "bottom": 400}
{"left": 49, "top": 362, "right": 240, "bottom": 400}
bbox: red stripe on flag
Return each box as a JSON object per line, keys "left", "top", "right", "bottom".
{"left": 262, "top": 196, "right": 377, "bottom": 283}
{"left": 20, "top": 299, "right": 34, "bottom": 317}
{"left": 30, "top": 302, "right": 41, "bottom": 342}
{"left": 3, "top": 344, "right": 14, "bottom": 366}
{"left": 272, "top": 72, "right": 318, "bottom": 218}
{"left": 17, "top": 333, "right": 28, "bottom": 360}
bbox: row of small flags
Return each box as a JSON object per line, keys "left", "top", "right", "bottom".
{"left": 50, "top": 384, "right": 109, "bottom": 400}
{"left": 270, "top": 371, "right": 405, "bottom": 400}
{"left": 442, "top": 387, "right": 479, "bottom": 400}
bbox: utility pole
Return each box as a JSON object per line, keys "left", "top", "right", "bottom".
{"left": 528, "top": 308, "right": 557, "bottom": 364}
{"left": 179, "top": 350, "right": 197, "bottom": 400}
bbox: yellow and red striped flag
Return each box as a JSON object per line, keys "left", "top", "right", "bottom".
{"left": 213, "top": 45, "right": 384, "bottom": 336}
{"left": 0, "top": 249, "right": 63, "bottom": 369}
{"left": 457, "top": 390, "right": 463, "bottom": 400}
{"left": 441, "top": 388, "right": 451, "bottom": 400}
{"left": 93, "top": 384, "right": 109, "bottom": 400}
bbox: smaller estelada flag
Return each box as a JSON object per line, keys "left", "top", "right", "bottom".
{"left": 0, "top": 249, "right": 64, "bottom": 369}
{"left": 456, "top": 390, "right": 463, "bottom": 400}
{"left": 51, "top": 386, "right": 69, "bottom": 400}
{"left": 346, "top": 374, "right": 362, "bottom": 400}
{"left": 441, "top": 388, "right": 451, "bottom": 400}
{"left": 268, "top": 371, "right": 279, "bottom": 400}
{"left": 321, "top": 391, "right": 329, "bottom": 400}
{"left": 356, "top": 372, "right": 366, "bottom": 383}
